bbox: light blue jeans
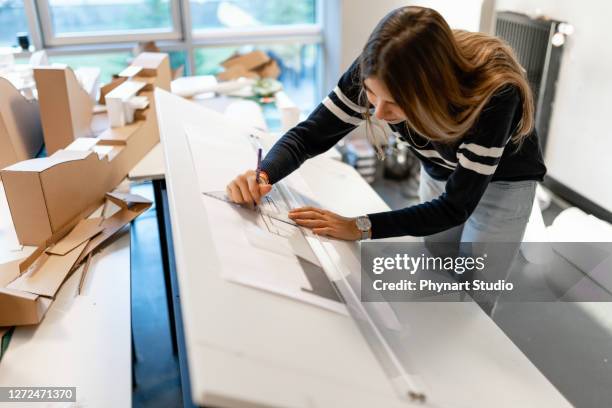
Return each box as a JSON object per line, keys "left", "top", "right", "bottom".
{"left": 418, "top": 167, "right": 537, "bottom": 315}
{"left": 418, "top": 167, "right": 536, "bottom": 244}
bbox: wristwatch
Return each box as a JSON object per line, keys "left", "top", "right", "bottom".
{"left": 355, "top": 215, "right": 372, "bottom": 240}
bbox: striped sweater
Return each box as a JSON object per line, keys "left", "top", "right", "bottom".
{"left": 260, "top": 59, "right": 547, "bottom": 239}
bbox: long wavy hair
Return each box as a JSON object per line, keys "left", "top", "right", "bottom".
{"left": 359, "top": 6, "right": 534, "bottom": 156}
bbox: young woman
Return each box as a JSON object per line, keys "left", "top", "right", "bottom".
{"left": 226, "top": 6, "right": 545, "bottom": 248}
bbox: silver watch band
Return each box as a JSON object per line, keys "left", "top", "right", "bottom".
{"left": 356, "top": 215, "right": 372, "bottom": 240}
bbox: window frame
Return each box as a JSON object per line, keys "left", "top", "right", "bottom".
{"left": 35, "top": 0, "right": 183, "bottom": 46}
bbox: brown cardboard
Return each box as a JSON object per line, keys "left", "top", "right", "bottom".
{"left": 96, "top": 137, "right": 128, "bottom": 148}
{"left": 99, "top": 77, "right": 128, "bottom": 105}
{"left": 2, "top": 150, "right": 104, "bottom": 245}
{"left": 33, "top": 66, "right": 94, "bottom": 154}
{"left": 0, "top": 258, "right": 21, "bottom": 287}
{"left": 131, "top": 52, "right": 172, "bottom": 91}
{"left": 8, "top": 241, "right": 88, "bottom": 297}
{"left": 77, "top": 252, "right": 93, "bottom": 295}
{"left": 254, "top": 59, "right": 281, "bottom": 79}
{"left": 46, "top": 217, "right": 103, "bottom": 256}
{"left": 0, "top": 78, "right": 44, "bottom": 168}
{"left": 2, "top": 53, "right": 170, "bottom": 247}
{"left": 0, "top": 192, "right": 150, "bottom": 326}
{"left": 75, "top": 194, "right": 151, "bottom": 266}
{"left": 221, "top": 50, "right": 270, "bottom": 71}
{"left": 0, "top": 287, "right": 51, "bottom": 327}
{"left": 217, "top": 51, "right": 282, "bottom": 81}
{"left": 217, "top": 65, "right": 260, "bottom": 81}
{"left": 106, "top": 191, "right": 152, "bottom": 208}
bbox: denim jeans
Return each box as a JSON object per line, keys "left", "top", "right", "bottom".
{"left": 418, "top": 167, "right": 536, "bottom": 244}
{"left": 418, "top": 167, "right": 537, "bottom": 315}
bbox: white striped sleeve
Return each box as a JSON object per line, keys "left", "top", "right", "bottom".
{"left": 322, "top": 96, "right": 364, "bottom": 125}
{"left": 458, "top": 142, "right": 505, "bottom": 158}
{"left": 456, "top": 152, "right": 499, "bottom": 175}
{"left": 333, "top": 86, "right": 368, "bottom": 114}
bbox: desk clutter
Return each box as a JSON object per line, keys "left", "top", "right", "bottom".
{"left": 0, "top": 51, "right": 170, "bottom": 346}
{"left": 0, "top": 192, "right": 151, "bottom": 327}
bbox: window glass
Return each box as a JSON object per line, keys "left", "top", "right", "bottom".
{"left": 0, "top": 0, "right": 29, "bottom": 47}
{"left": 47, "top": 0, "right": 174, "bottom": 35}
{"left": 191, "top": 0, "right": 316, "bottom": 30}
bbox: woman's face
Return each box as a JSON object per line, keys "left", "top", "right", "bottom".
{"left": 364, "top": 76, "right": 407, "bottom": 123}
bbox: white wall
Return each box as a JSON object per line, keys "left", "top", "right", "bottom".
{"left": 328, "top": 0, "right": 484, "bottom": 83}
{"left": 409, "top": 0, "right": 485, "bottom": 31}
{"left": 495, "top": 0, "right": 612, "bottom": 211}
{"left": 323, "top": 0, "right": 411, "bottom": 92}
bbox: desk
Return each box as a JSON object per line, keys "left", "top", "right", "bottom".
{"left": 0, "top": 182, "right": 132, "bottom": 408}
{"left": 155, "top": 89, "right": 571, "bottom": 407}
{"left": 128, "top": 96, "right": 273, "bottom": 356}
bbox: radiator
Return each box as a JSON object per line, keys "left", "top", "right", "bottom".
{"left": 495, "top": 11, "right": 570, "bottom": 152}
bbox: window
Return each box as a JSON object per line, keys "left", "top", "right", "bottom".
{"left": 37, "top": 0, "right": 181, "bottom": 45}
{"left": 0, "top": 0, "right": 29, "bottom": 47}
{"left": 10, "top": 0, "right": 323, "bottom": 113}
{"left": 190, "top": 0, "right": 316, "bottom": 30}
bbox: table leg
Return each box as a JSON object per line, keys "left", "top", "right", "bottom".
{"left": 153, "top": 179, "right": 178, "bottom": 355}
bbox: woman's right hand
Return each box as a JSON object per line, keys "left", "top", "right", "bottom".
{"left": 226, "top": 170, "right": 273, "bottom": 205}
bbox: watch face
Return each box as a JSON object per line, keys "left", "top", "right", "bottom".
{"left": 356, "top": 216, "right": 372, "bottom": 231}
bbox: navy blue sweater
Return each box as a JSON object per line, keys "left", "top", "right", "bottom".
{"left": 260, "top": 59, "right": 546, "bottom": 239}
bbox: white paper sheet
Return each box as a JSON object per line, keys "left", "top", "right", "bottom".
{"left": 185, "top": 123, "right": 345, "bottom": 314}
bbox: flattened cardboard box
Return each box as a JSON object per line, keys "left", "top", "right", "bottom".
{"left": 0, "top": 193, "right": 151, "bottom": 327}
{"left": 2, "top": 53, "right": 171, "bottom": 246}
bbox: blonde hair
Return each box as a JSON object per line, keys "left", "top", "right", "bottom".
{"left": 359, "top": 6, "right": 534, "bottom": 157}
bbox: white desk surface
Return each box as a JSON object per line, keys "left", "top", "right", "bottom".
{"left": 0, "top": 182, "right": 131, "bottom": 408}
{"left": 156, "top": 89, "right": 571, "bottom": 408}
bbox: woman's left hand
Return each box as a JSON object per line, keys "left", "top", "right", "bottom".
{"left": 288, "top": 206, "right": 361, "bottom": 241}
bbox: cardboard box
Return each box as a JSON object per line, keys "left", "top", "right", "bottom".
{"left": 0, "top": 78, "right": 44, "bottom": 169}
{"left": 2, "top": 53, "right": 170, "bottom": 247}
{"left": 33, "top": 66, "right": 94, "bottom": 155}
{"left": 217, "top": 50, "right": 281, "bottom": 81}
{"left": 221, "top": 50, "right": 270, "bottom": 71}
{"left": 254, "top": 59, "right": 281, "bottom": 79}
{"left": 216, "top": 65, "right": 260, "bottom": 81}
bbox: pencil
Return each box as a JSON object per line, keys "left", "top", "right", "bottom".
{"left": 255, "top": 148, "right": 262, "bottom": 184}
